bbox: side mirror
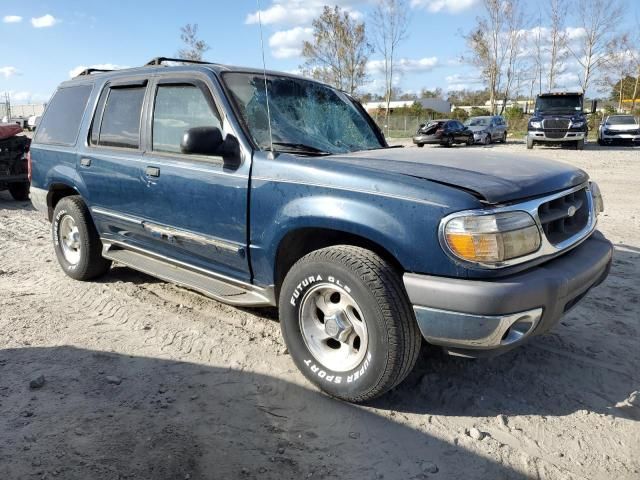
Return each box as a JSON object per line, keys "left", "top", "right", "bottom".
{"left": 419, "top": 123, "right": 426, "bottom": 129}
{"left": 181, "top": 126, "right": 223, "bottom": 155}
{"left": 180, "top": 126, "right": 241, "bottom": 168}
{"left": 590, "top": 100, "right": 597, "bottom": 114}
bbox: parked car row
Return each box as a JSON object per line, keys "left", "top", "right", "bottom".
{"left": 413, "top": 115, "right": 507, "bottom": 148}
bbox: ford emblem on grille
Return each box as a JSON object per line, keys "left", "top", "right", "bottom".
{"left": 567, "top": 206, "right": 577, "bottom": 217}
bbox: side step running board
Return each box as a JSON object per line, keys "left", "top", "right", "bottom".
{"left": 101, "top": 243, "right": 275, "bottom": 307}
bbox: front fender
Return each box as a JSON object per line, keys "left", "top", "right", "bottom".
{"left": 249, "top": 185, "right": 467, "bottom": 286}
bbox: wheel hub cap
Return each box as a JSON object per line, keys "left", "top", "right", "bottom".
{"left": 298, "top": 284, "right": 369, "bottom": 372}
{"left": 58, "top": 215, "right": 81, "bottom": 265}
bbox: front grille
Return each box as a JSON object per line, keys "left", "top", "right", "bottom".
{"left": 538, "top": 187, "right": 590, "bottom": 245}
{"left": 543, "top": 119, "right": 570, "bottom": 139}
{"left": 543, "top": 119, "right": 570, "bottom": 129}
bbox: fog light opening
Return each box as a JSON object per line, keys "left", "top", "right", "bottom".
{"left": 501, "top": 316, "right": 536, "bottom": 346}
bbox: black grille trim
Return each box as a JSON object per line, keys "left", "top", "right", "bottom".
{"left": 538, "top": 188, "right": 590, "bottom": 245}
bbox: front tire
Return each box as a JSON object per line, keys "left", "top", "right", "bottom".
{"left": 416, "top": 143, "right": 425, "bottom": 148}
{"left": 576, "top": 138, "right": 585, "bottom": 150}
{"left": 52, "top": 196, "right": 111, "bottom": 281}
{"left": 526, "top": 137, "right": 534, "bottom": 149}
{"left": 8, "top": 182, "right": 30, "bottom": 201}
{"left": 279, "top": 246, "right": 421, "bottom": 403}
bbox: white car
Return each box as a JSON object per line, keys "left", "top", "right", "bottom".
{"left": 27, "top": 115, "right": 41, "bottom": 131}
{"left": 597, "top": 115, "right": 640, "bottom": 146}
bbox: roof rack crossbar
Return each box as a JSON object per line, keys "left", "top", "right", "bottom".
{"left": 76, "top": 68, "right": 114, "bottom": 77}
{"left": 145, "top": 57, "right": 213, "bottom": 66}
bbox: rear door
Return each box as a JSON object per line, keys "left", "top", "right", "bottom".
{"left": 78, "top": 76, "right": 153, "bottom": 249}
{"left": 135, "top": 74, "right": 251, "bottom": 282}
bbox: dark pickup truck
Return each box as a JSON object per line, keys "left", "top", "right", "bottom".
{"left": 0, "top": 125, "right": 31, "bottom": 200}
{"left": 30, "top": 58, "right": 613, "bottom": 402}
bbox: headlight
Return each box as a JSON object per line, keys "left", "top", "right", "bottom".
{"left": 442, "top": 211, "right": 541, "bottom": 265}
{"left": 590, "top": 181, "right": 604, "bottom": 215}
{"left": 572, "top": 120, "right": 585, "bottom": 128}
{"left": 529, "top": 121, "right": 542, "bottom": 129}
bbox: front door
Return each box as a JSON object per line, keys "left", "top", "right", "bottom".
{"left": 137, "top": 76, "right": 251, "bottom": 282}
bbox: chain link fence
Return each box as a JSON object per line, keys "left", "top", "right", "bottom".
{"left": 370, "top": 113, "right": 442, "bottom": 138}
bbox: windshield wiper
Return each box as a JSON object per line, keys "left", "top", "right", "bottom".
{"left": 271, "top": 142, "right": 332, "bottom": 156}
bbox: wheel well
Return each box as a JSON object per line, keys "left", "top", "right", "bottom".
{"left": 274, "top": 228, "right": 404, "bottom": 296}
{"left": 46, "top": 184, "right": 78, "bottom": 221}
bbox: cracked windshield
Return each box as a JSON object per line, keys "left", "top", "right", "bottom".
{"left": 223, "top": 72, "right": 383, "bottom": 154}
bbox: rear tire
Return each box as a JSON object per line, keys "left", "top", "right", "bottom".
{"left": 278, "top": 246, "right": 421, "bottom": 403}
{"left": 500, "top": 132, "right": 507, "bottom": 143}
{"left": 466, "top": 135, "right": 473, "bottom": 146}
{"left": 416, "top": 143, "right": 425, "bottom": 148}
{"left": 52, "top": 196, "right": 111, "bottom": 281}
{"left": 8, "top": 182, "right": 30, "bottom": 201}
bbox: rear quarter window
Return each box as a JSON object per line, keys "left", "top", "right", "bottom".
{"left": 34, "top": 84, "right": 93, "bottom": 146}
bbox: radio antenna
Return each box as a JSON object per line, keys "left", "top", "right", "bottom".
{"left": 256, "top": 0, "right": 275, "bottom": 155}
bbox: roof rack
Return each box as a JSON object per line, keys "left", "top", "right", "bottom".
{"left": 145, "top": 57, "right": 213, "bottom": 66}
{"left": 76, "top": 68, "right": 114, "bottom": 77}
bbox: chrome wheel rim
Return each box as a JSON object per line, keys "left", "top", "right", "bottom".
{"left": 58, "top": 215, "right": 81, "bottom": 265}
{"left": 299, "top": 283, "right": 368, "bottom": 372}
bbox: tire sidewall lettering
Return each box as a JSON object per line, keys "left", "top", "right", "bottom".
{"left": 292, "top": 274, "right": 372, "bottom": 385}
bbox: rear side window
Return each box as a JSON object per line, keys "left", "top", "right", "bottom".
{"left": 34, "top": 85, "right": 92, "bottom": 146}
{"left": 95, "top": 87, "right": 145, "bottom": 149}
{"left": 152, "top": 84, "right": 221, "bottom": 154}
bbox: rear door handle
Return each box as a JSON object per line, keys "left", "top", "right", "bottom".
{"left": 80, "top": 158, "right": 91, "bottom": 167}
{"left": 145, "top": 166, "right": 160, "bottom": 178}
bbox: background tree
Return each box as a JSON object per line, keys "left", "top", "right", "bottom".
{"left": 546, "top": 0, "right": 569, "bottom": 90}
{"left": 463, "top": 0, "right": 512, "bottom": 114}
{"left": 177, "top": 24, "right": 210, "bottom": 61}
{"left": 568, "top": 0, "right": 624, "bottom": 93}
{"left": 498, "top": 0, "right": 526, "bottom": 114}
{"left": 301, "top": 6, "right": 372, "bottom": 95}
{"left": 371, "top": 0, "right": 410, "bottom": 132}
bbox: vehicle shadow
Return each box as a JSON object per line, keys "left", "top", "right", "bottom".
{"left": 373, "top": 244, "right": 639, "bottom": 422}
{"left": 0, "top": 346, "right": 528, "bottom": 480}
{"left": 0, "top": 190, "right": 35, "bottom": 211}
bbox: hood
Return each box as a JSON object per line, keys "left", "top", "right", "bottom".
{"left": 604, "top": 123, "right": 639, "bottom": 131}
{"left": 327, "top": 147, "right": 589, "bottom": 204}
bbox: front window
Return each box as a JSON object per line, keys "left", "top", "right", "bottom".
{"left": 607, "top": 116, "right": 636, "bottom": 125}
{"left": 222, "top": 72, "right": 383, "bottom": 154}
{"left": 535, "top": 95, "right": 582, "bottom": 114}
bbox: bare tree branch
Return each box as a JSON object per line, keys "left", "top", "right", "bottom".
{"left": 371, "top": 0, "right": 410, "bottom": 132}
{"left": 177, "top": 24, "right": 210, "bottom": 62}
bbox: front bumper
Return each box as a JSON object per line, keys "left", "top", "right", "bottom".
{"left": 528, "top": 130, "right": 585, "bottom": 142}
{"left": 404, "top": 231, "right": 613, "bottom": 357}
{"left": 472, "top": 132, "right": 489, "bottom": 143}
{"left": 600, "top": 133, "right": 640, "bottom": 143}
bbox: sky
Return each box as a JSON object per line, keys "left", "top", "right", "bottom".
{"left": 1, "top": 0, "right": 638, "bottom": 105}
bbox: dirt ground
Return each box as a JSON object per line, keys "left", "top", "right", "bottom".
{"left": 0, "top": 140, "right": 638, "bottom": 480}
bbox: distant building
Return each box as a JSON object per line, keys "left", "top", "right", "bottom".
{"left": 363, "top": 98, "right": 451, "bottom": 115}
{"left": 0, "top": 103, "right": 46, "bottom": 119}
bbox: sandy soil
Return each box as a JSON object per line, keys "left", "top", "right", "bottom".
{"left": 0, "top": 140, "right": 638, "bottom": 479}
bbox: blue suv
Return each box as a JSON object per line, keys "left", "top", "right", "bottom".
{"left": 30, "top": 58, "right": 613, "bottom": 402}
